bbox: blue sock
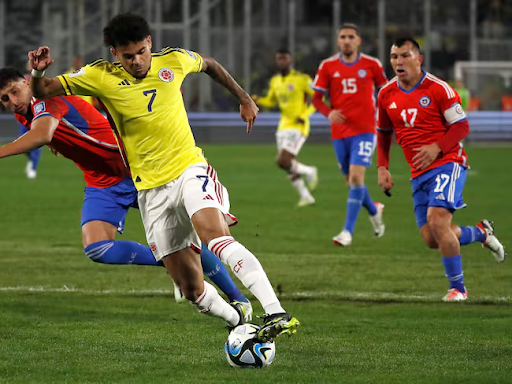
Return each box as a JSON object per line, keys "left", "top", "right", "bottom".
{"left": 441, "top": 255, "right": 465, "bottom": 293}
{"left": 343, "top": 185, "right": 365, "bottom": 235}
{"left": 27, "top": 148, "right": 42, "bottom": 171}
{"left": 362, "top": 185, "right": 377, "bottom": 216}
{"left": 84, "top": 240, "right": 163, "bottom": 266}
{"left": 201, "top": 244, "right": 248, "bottom": 303}
{"left": 459, "top": 226, "right": 486, "bottom": 246}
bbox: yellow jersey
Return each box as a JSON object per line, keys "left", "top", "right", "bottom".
{"left": 58, "top": 48, "right": 206, "bottom": 190}
{"left": 256, "top": 69, "right": 315, "bottom": 136}
{"left": 65, "top": 68, "right": 95, "bottom": 106}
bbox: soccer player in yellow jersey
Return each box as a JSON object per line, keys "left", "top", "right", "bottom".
{"left": 253, "top": 49, "right": 318, "bottom": 207}
{"left": 29, "top": 13, "right": 299, "bottom": 342}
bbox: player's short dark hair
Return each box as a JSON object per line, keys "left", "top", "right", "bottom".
{"left": 393, "top": 37, "right": 422, "bottom": 54}
{"left": 340, "top": 23, "right": 360, "bottom": 36}
{"left": 0, "top": 67, "right": 25, "bottom": 91}
{"left": 103, "top": 13, "right": 151, "bottom": 48}
{"left": 276, "top": 48, "right": 291, "bottom": 55}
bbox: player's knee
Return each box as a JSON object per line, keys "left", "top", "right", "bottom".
{"left": 427, "top": 214, "right": 449, "bottom": 240}
{"left": 348, "top": 172, "right": 365, "bottom": 185}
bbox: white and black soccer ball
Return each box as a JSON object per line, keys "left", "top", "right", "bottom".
{"left": 224, "top": 323, "right": 276, "bottom": 368}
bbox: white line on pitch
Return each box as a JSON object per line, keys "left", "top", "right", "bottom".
{"left": 0, "top": 285, "right": 510, "bottom": 303}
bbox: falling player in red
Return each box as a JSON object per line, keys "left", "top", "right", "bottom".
{"left": 376, "top": 37, "right": 505, "bottom": 302}
{"left": 312, "top": 23, "right": 387, "bottom": 247}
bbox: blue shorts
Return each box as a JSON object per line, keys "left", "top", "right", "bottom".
{"left": 81, "top": 176, "right": 139, "bottom": 234}
{"left": 411, "top": 162, "right": 467, "bottom": 228}
{"left": 332, "top": 133, "right": 376, "bottom": 175}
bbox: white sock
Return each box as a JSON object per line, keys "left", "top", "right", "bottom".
{"left": 191, "top": 281, "right": 240, "bottom": 327}
{"left": 291, "top": 159, "right": 314, "bottom": 176}
{"left": 290, "top": 177, "right": 313, "bottom": 199}
{"left": 208, "top": 236, "right": 285, "bottom": 315}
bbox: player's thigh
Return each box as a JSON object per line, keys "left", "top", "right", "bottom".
{"left": 332, "top": 138, "right": 350, "bottom": 175}
{"left": 138, "top": 182, "right": 202, "bottom": 261}
{"left": 349, "top": 133, "right": 376, "bottom": 170}
{"left": 427, "top": 206, "right": 454, "bottom": 232}
{"left": 181, "top": 163, "right": 237, "bottom": 244}
{"left": 81, "top": 182, "right": 133, "bottom": 240}
{"left": 276, "top": 149, "right": 296, "bottom": 169}
{"left": 276, "top": 129, "right": 306, "bottom": 157}
{"left": 162, "top": 247, "right": 203, "bottom": 297}
{"left": 81, "top": 220, "right": 118, "bottom": 248}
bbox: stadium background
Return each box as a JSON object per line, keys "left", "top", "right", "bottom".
{"left": 1, "top": 1, "right": 511, "bottom": 383}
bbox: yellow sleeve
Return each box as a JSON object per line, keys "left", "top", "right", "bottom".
{"left": 256, "top": 78, "right": 278, "bottom": 108}
{"left": 300, "top": 75, "right": 316, "bottom": 119}
{"left": 57, "top": 60, "right": 105, "bottom": 98}
{"left": 173, "top": 48, "right": 204, "bottom": 75}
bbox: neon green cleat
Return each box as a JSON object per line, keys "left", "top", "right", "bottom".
{"left": 305, "top": 167, "right": 318, "bottom": 192}
{"left": 257, "top": 313, "right": 300, "bottom": 342}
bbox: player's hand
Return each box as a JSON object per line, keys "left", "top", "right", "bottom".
{"left": 28, "top": 46, "right": 54, "bottom": 71}
{"left": 378, "top": 166, "right": 394, "bottom": 193}
{"left": 327, "top": 109, "right": 346, "bottom": 125}
{"left": 240, "top": 99, "right": 259, "bottom": 133}
{"left": 48, "top": 145, "right": 60, "bottom": 157}
{"left": 412, "top": 143, "right": 441, "bottom": 170}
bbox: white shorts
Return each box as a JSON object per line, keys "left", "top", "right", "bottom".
{"left": 276, "top": 128, "right": 307, "bottom": 156}
{"left": 138, "top": 162, "right": 238, "bottom": 260}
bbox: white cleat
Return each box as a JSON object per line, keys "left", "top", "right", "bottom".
{"left": 369, "top": 202, "right": 385, "bottom": 238}
{"left": 297, "top": 195, "right": 315, "bottom": 207}
{"left": 333, "top": 229, "right": 352, "bottom": 247}
{"left": 477, "top": 220, "right": 506, "bottom": 263}
{"left": 173, "top": 281, "right": 187, "bottom": 303}
{"left": 305, "top": 167, "right": 318, "bottom": 192}
{"left": 442, "top": 288, "right": 468, "bottom": 302}
{"left": 25, "top": 160, "right": 37, "bottom": 179}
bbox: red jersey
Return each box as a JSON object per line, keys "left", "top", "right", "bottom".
{"left": 15, "top": 96, "right": 128, "bottom": 188}
{"left": 377, "top": 72, "right": 468, "bottom": 178}
{"left": 312, "top": 52, "right": 388, "bottom": 139}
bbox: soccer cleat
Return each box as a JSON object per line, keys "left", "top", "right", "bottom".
{"left": 368, "top": 202, "right": 385, "bottom": 238}
{"left": 442, "top": 288, "right": 468, "bottom": 302}
{"left": 257, "top": 312, "right": 300, "bottom": 342}
{"left": 476, "top": 220, "right": 506, "bottom": 262}
{"left": 333, "top": 229, "right": 352, "bottom": 246}
{"left": 25, "top": 160, "right": 37, "bottom": 179}
{"left": 231, "top": 300, "right": 253, "bottom": 322}
{"left": 297, "top": 195, "right": 315, "bottom": 207}
{"left": 305, "top": 167, "right": 319, "bottom": 192}
{"left": 173, "top": 281, "right": 187, "bottom": 303}
{"left": 226, "top": 301, "right": 251, "bottom": 332}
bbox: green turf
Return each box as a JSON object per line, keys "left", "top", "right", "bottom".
{"left": 0, "top": 144, "right": 511, "bottom": 383}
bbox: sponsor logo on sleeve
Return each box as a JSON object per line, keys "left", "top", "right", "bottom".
{"left": 69, "top": 68, "right": 85, "bottom": 78}
{"left": 455, "top": 104, "right": 463, "bottom": 114}
{"left": 34, "top": 101, "right": 46, "bottom": 115}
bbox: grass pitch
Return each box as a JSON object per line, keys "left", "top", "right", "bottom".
{"left": 0, "top": 143, "right": 510, "bottom": 383}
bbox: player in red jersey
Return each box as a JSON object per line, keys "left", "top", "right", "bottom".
{"left": 312, "top": 23, "right": 387, "bottom": 247}
{"left": 376, "top": 37, "right": 505, "bottom": 302}
{"left": 0, "top": 67, "right": 251, "bottom": 309}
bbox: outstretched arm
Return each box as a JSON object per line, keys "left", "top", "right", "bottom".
{"left": 0, "top": 116, "right": 59, "bottom": 159}
{"left": 201, "top": 55, "right": 258, "bottom": 133}
{"left": 28, "top": 46, "right": 66, "bottom": 98}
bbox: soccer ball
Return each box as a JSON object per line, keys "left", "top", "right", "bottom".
{"left": 224, "top": 323, "right": 276, "bottom": 368}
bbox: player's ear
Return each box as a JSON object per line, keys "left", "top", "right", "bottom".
{"left": 146, "top": 35, "right": 152, "bottom": 50}
{"left": 418, "top": 55, "right": 424, "bottom": 65}
{"left": 110, "top": 47, "right": 118, "bottom": 60}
